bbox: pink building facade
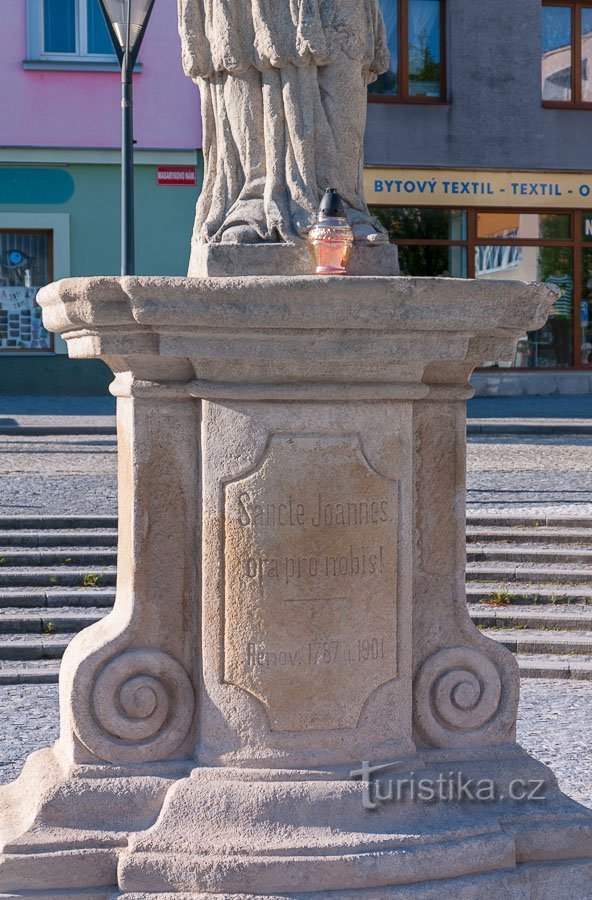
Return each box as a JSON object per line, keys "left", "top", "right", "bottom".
{"left": 1, "top": 0, "right": 201, "bottom": 149}
{"left": 0, "top": 0, "right": 202, "bottom": 394}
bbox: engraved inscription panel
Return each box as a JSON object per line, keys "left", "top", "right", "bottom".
{"left": 224, "top": 435, "right": 398, "bottom": 731}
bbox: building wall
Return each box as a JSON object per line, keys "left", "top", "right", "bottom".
{"left": 366, "top": 0, "right": 592, "bottom": 171}
{"left": 15, "top": 160, "right": 201, "bottom": 277}
{"left": 0, "top": 155, "right": 202, "bottom": 394}
{"left": 0, "top": 0, "right": 200, "bottom": 149}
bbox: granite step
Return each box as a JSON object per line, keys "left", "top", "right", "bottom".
{"left": 515, "top": 654, "right": 592, "bottom": 680}
{"left": 469, "top": 604, "right": 592, "bottom": 630}
{"left": 466, "top": 515, "right": 592, "bottom": 528}
{"left": 0, "top": 530, "right": 117, "bottom": 548}
{"left": 0, "top": 634, "right": 70, "bottom": 661}
{"left": 466, "top": 584, "right": 592, "bottom": 605}
{"left": 0, "top": 550, "right": 117, "bottom": 567}
{"left": 466, "top": 527, "right": 592, "bottom": 546}
{"left": 0, "top": 589, "right": 116, "bottom": 609}
{"left": 0, "top": 516, "right": 117, "bottom": 530}
{"left": 480, "top": 627, "right": 592, "bottom": 655}
{"left": 0, "top": 567, "right": 116, "bottom": 588}
{"left": 0, "top": 659, "right": 61, "bottom": 685}
{"left": 466, "top": 564, "right": 592, "bottom": 584}
{"left": 0, "top": 607, "right": 106, "bottom": 634}
{"left": 467, "top": 546, "right": 592, "bottom": 564}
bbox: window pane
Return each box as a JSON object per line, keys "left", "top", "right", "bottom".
{"left": 398, "top": 245, "right": 467, "bottom": 277}
{"left": 582, "top": 8, "right": 592, "bottom": 101}
{"left": 87, "top": 0, "right": 114, "bottom": 54}
{"left": 43, "top": 0, "right": 76, "bottom": 53}
{"left": 542, "top": 5, "right": 572, "bottom": 101}
{"left": 370, "top": 207, "right": 467, "bottom": 241}
{"left": 477, "top": 212, "right": 571, "bottom": 240}
{"left": 408, "top": 0, "right": 442, "bottom": 97}
{"left": 581, "top": 249, "right": 592, "bottom": 365}
{"left": 369, "top": 0, "right": 399, "bottom": 95}
{"left": 0, "top": 233, "right": 52, "bottom": 352}
{"left": 477, "top": 246, "right": 573, "bottom": 367}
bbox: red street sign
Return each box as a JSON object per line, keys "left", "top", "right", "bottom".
{"left": 156, "top": 165, "right": 197, "bottom": 186}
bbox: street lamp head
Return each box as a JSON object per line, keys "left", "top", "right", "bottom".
{"left": 98, "top": 0, "right": 156, "bottom": 64}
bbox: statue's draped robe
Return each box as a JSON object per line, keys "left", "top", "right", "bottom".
{"left": 178, "top": 0, "right": 389, "bottom": 242}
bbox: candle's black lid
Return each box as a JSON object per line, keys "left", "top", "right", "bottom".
{"left": 319, "top": 188, "right": 345, "bottom": 218}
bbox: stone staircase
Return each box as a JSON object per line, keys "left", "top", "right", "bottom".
{"left": 468, "top": 515, "right": 592, "bottom": 681}
{"left": 0, "top": 516, "right": 116, "bottom": 684}
{"left": 0, "top": 514, "right": 591, "bottom": 684}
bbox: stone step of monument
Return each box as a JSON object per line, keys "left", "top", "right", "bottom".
{"left": 0, "top": 567, "right": 117, "bottom": 588}
{"left": 480, "top": 627, "right": 592, "bottom": 655}
{"left": 466, "top": 514, "right": 592, "bottom": 528}
{"left": 469, "top": 604, "right": 592, "bottom": 630}
{"left": 0, "top": 658, "right": 61, "bottom": 684}
{"left": 0, "top": 633, "right": 70, "bottom": 661}
{"left": 515, "top": 654, "right": 592, "bottom": 680}
{"left": 0, "top": 549, "right": 117, "bottom": 566}
{"left": 0, "top": 529, "right": 117, "bottom": 548}
{"left": 0, "top": 516, "right": 117, "bottom": 530}
{"left": 466, "top": 564, "right": 592, "bottom": 584}
{"left": 466, "top": 526, "right": 592, "bottom": 546}
{"left": 0, "top": 589, "right": 116, "bottom": 609}
{"left": 0, "top": 607, "right": 106, "bottom": 634}
{"left": 467, "top": 583, "right": 592, "bottom": 605}
{"left": 467, "top": 545, "right": 592, "bottom": 563}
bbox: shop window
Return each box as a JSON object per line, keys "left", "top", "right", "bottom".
{"left": 371, "top": 207, "right": 467, "bottom": 275}
{"left": 0, "top": 232, "right": 53, "bottom": 352}
{"left": 579, "top": 212, "right": 592, "bottom": 365}
{"left": 476, "top": 212, "right": 572, "bottom": 241}
{"left": 26, "top": 0, "right": 116, "bottom": 65}
{"left": 476, "top": 246, "right": 574, "bottom": 368}
{"left": 373, "top": 206, "right": 581, "bottom": 369}
{"left": 369, "top": 0, "right": 446, "bottom": 103}
{"left": 542, "top": 1, "right": 592, "bottom": 106}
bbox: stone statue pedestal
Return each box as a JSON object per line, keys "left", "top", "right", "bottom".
{"left": 188, "top": 241, "right": 400, "bottom": 277}
{"left": 1, "top": 274, "right": 591, "bottom": 898}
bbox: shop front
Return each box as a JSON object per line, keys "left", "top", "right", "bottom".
{"left": 365, "top": 168, "right": 592, "bottom": 391}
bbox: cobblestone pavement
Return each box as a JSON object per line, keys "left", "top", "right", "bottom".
{"left": 2, "top": 433, "right": 592, "bottom": 516}
{"left": 0, "top": 681, "right": 589, "bottom": 808}
{"left": 0, "top": 435, "right": 117, "bottom": 515}
{"left": 467, "top": 435, "right": 592, "bottom": 516}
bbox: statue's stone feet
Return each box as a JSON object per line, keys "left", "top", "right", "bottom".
{"left": 218, "top": 224, "right": 263, "bottom": 244}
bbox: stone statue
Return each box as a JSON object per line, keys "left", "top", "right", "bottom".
{"left": 178, "top": 0, "right": 390, "bottom": 246}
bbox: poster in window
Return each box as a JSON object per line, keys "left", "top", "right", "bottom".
{"left": 0, "top": 287, "right": 51, "bottom": 351}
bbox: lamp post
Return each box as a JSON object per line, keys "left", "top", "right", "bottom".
{"left": 97, "top": 0, "right": 156, "bottom": 276}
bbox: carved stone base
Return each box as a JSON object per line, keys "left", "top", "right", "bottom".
{"left": 2, "top": 748, "right": 591, "bottom": 897}
{"left": 0, "top": 747, "right": 190, "bottom": 896}
{"left": 118, "top": 862, "right": 592, "bottom": 899}
{"left": 188, "top": 240, "right": 400, "bottom": 277}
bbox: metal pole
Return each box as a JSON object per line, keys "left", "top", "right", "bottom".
{"left": 121, "top": 4, "right": 134, "bottom": 276}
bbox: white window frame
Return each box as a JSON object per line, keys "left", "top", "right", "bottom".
{"left": 26, "top": 0, "right": 117, "bottom": 66}
{"left": 0, "top": 213, "right": 70, "bottom": 355}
